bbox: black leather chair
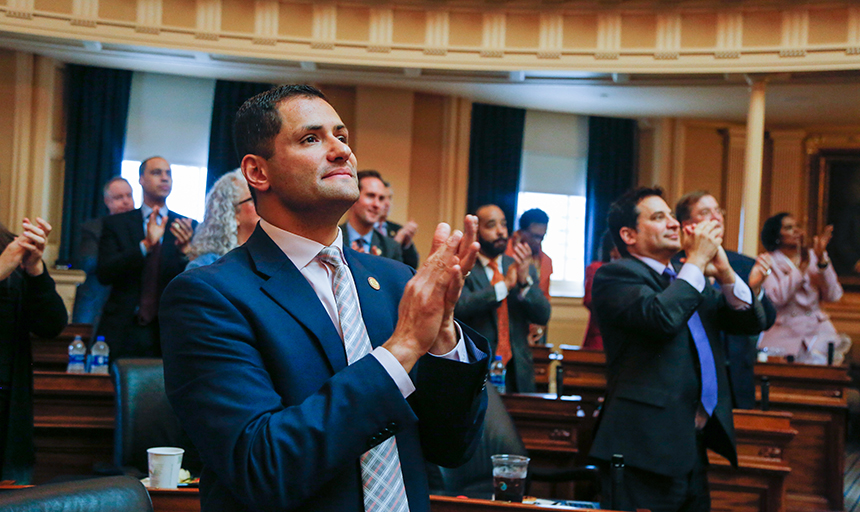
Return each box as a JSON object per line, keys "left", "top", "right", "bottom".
{"left": 429, "top": 385, "right": 599, "bottom": 497}
{"left": 110, "top": 358, "right": 201, "bottom": 478}
{"left": 0, "top": 475, "right": 152, "bottom": 512}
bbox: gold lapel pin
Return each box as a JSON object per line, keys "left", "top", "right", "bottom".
{"left": 368, "top": 277, "right": 381, "bottom": 290}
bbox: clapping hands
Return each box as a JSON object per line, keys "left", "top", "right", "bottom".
{"left": 0, "top": 217, "right": 52, "bottom": 280}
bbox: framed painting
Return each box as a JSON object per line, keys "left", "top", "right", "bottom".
{"left": 809, "top": 149, "right": 860, "bottom": 289}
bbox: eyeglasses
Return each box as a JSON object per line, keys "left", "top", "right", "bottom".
{"left": 696, "top": 207, "right": 726, "bottom": 219}
{"left": 234, "top": 197, "right": 253, "bottom": 207}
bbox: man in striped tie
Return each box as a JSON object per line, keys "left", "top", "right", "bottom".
{"left": 588, "top": 187, "right": 768, "bottom": 512}
{"left": 160, "top": 84, "right": 490, "bottom": 512}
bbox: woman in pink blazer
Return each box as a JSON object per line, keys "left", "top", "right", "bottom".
{"left": 758, "top": 212, "right": 843, "bottom": 358}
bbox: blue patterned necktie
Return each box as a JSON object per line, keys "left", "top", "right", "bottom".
{"left": 317, "top": 246, "right": 410, "bottom": 512}
{"left": 664, "top": 266, "right": 718, "bottom": 415}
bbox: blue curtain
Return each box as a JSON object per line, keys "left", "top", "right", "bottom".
{"left": 206, "top": 79, "right": 272, "bottom": 191}
{"left": 466, "top": 103, "right": 526, "bottom": 224}
{"left": 583, "top": 116, "right": 638, "bottom": 266}
{"left": 59, "top": 65, "right": 133, "bottom": 265}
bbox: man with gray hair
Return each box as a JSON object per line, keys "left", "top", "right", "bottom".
{"left": 72, "top": 176, "right": 135, "bottom": 326}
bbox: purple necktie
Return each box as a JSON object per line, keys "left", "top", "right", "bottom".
{"left": 664, "top": 266, "right": 718, "bottom": 415}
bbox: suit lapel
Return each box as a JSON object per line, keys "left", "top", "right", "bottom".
{"left": 345, "top": 250, "right": 394, "bottom": 348}
{"left": 248, "top": 227, "right": 348, "bottom": 373}
{"left": 471, "top": 259, "right": 492, "bottom": 290}
{"left": 130, "top": 209, "right": 146, "bottom": 248}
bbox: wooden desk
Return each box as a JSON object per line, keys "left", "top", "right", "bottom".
{"left": 31, "top": 324, "right": 93, "bottom": 372}
{"left": 532, "top": 346, "right": 605, "bottom": 408}
{"left": 754, "top": 362, "right": 850, "bottom": 512}
{"left": 31, "top": 371, "right": 114, "bottom": 483}
{"left": 147, "top": 488, "right": 631, "bottom": 512}
{"left": 709, "top": 410, "right": 797, "bottom": 512}
{"left": 500, "top": 393, "right": 597, "bottom": 500}
{"left": 537, "top": 346, "right": 849, "bottom": 512}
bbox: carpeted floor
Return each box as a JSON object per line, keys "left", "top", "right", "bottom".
{"left": 845, "top": 442, "right": 860, "bottom": 512}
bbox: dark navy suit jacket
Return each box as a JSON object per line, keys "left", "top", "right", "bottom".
{"left": 159, "top": 225, "right": 488, "bottom": 512}
{"left": 589, "top": 257, "right": 768, "bottom": 477}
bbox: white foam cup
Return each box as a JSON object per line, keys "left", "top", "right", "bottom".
{"left": 147, "top": 447, "right": 185, "bottom": 489}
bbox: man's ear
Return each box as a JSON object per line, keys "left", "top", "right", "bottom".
{"left": 242, "top": 155, "right": 271, "bottom": 194}
{"left": 619, "top": 227, "right": 637, "bottom": 248}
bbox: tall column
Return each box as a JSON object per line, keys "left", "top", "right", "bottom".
{"left": 740, "top": 79, "right": 767, "bottom": 255}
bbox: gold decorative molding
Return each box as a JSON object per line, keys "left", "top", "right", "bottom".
{"left": 254, "top": 1, "right": 279, "bottom": 43}
{"left": 1, "top": 1, "right": 860, "bottom": 72}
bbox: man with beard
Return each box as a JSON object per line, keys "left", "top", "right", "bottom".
{"left": 455, "top": 204, "right": 551, "bottom": 393}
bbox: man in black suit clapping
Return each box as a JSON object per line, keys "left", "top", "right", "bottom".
{"left": 96, "top": 156, "right": 196, "bottom": 359}
{"left": 589, "top": 187, "right": 768, "bottom": 512}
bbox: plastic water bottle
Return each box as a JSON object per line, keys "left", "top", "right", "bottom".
{"left": 89, "top": 337, "right": 110, "bottom": 375}
{"left": 67, "top": 335, "right": 86, "bottom": 374}
{"left": 489, "top": 355, "right": 506, "bottom": 394}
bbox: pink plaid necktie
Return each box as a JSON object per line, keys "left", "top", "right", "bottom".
{"left": 317, "top": 247, "right": 410, "bottom": 512}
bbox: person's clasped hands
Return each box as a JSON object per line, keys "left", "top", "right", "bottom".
{"left": 682, "top": 218, "right": 735, "bottom": 285}
{"left": 0, "top": 217, "right": 51, "bottom": 280}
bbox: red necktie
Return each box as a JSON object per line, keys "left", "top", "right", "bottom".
{"left": 487, "top": 260, "right": 512, "bottom": 365}
{"left": 137, "top": 242, "right": 161, "bottom": 325}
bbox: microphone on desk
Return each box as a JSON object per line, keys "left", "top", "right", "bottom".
{"left": 610, "top": 454, "right": 625, "bottom": 511}
{"left": 828, "top": 342, "right": 835, "bottom": 366}
{"left": 556, "top": 365, "right": 565, "bottom": 399}
{"left": 760, "top": 376, "right": 770, "bottom": 411}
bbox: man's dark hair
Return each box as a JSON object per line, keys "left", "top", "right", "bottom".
{"left": 519, "top": 208, "right": 549, "bottom": 230}
{"left": 138, "top": 156, "right": 165, "bottom": 177}
{"left": 761, "top": 212, "right": 791, "bottom": 252}
{"left": 233, "top": 84, "right": 328, "bottom": 162}
{"left": 675, "top": 190, "right": 711, "bottom": 225}
{"left": 599, "top": 229, "right": 616, "bottom": 263}
{"left": 357, "top": 170, "right": 382, "bottom": 191}
{"left": 607, "top": 186, "right": 665, "bottom": 257}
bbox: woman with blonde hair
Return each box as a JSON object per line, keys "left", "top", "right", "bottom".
{"left": 187, "top": 169, "right": 259, "bottom": 270}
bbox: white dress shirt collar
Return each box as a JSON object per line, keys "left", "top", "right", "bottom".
{"left": 259, "top": 219, "right": 345, "bottom": 270}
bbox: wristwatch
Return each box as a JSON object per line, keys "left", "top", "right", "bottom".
{"left": 519, "top": 275, "right": 534, "bottom": 288}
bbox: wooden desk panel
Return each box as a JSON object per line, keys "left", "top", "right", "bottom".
{"left": 31, "top": 371, "right": 115, "bottom": 483}
{"left": 501, "top": 393, "right": 597, "bottom": 500}
{"left": 31, "top": 324, "right": 94, "bottom": 372}
{"left": 709, "top": 410, "right": 796, "bottom": 512}
{"left": 755, "top": 362, "right": 849, "bottom": 512}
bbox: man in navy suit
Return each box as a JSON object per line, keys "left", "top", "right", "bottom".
{"left": 675, "top": 191, "right": 777, "bottom": 410}
{"left": 590, "top": 187, "right": 768, "bottom": 512}
{"left": 159, "top": 85, "right": 489, "bottom": 512}
{"left": 96, "top": 157, "right": 195, "bottom": 358}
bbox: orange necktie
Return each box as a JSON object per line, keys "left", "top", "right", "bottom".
{"left": 487, "top": 260, "right": 512, "bottom": 366}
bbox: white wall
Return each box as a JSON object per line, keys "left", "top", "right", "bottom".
{"left": 124, "top": 72, "right": 216, "bottom": 168}
{"left": 519, "top": 110, "right": 589, "bottom": 198}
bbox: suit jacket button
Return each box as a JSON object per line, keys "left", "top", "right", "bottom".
{"left": 388, "top": 422, "right": 398, "bottom": 430}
